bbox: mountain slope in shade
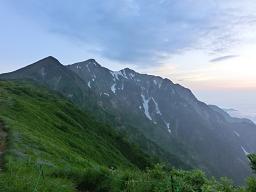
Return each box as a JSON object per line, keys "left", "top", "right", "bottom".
{"left": 1, "top": 56, "right": 256, "bottom": 184}
{"left": 0, "top": 56, "right": 91, "bottom": 106}
{"left": 67, "top": 59, "right": 256, "bottom": 184}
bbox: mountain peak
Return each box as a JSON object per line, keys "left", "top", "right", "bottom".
{"left": 32, "top": 56, "right": 62, "bottom": 68}
{"left": 122, "top": 67, "right": 135, "bottom": 73}
{"left": 70, "top": 58, "right": 101, "bottom": 69}
{"left": 84, "top": 59, "right": 101, "bottom": 67}
{"left": 40, "top": 56, "right": 60, "bottom": 63}
{"left": 86, "top": 58, "right": 96, "bottom": 63}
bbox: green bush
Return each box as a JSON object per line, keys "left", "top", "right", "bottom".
{"left": 246, "top": 177, "right": 256, "bottom": 192}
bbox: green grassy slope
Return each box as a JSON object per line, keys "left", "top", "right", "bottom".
{"left": 0, "top": 81, "right": 152, "bottom": 191}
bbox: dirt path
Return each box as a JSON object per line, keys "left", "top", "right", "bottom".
{"left": 0, "top": 122, "right": 7, "bottom": 171}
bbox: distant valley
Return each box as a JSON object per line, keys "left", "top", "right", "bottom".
{"left": 225, "top": 108, "right": 256, "bottom": 124}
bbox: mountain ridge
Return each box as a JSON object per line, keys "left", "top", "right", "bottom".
{"left": 1, "top": 56, "right": 256, "bottom": 184}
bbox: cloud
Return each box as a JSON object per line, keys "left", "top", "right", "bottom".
{"left": 210, "top": 55, "right": 239, "bottom": 63}
{"left": 4, "top": 0, "right": 256, "bottom": 65}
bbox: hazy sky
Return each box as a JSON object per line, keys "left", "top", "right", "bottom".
{"left": 1, "top": 0, "right": 256, "bottom": 120}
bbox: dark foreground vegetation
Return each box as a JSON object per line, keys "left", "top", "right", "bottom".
{"left": 0, "top": 80, "right": 256, "bottom": 192}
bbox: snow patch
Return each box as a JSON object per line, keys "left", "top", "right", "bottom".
{"left": 104, "top": 93, "right": 110, "bottom": 96}
{"left": 164, "top": 121, "right": 171, "bottom": 133}
{"left": 233, "top": 131, "right": 240, "bottom": 137}
{"left": 86, "top": 64, "right": 96, "bottom": 79}
{"left": 86, "top": 65, "right": 91, "bottom": 72}
{"left": 153, "top": 79, "right": 162, "bottom": 88}
{"left": 152, "top": 98, "right": 162, "bottom": 115}
{"left": 110, "top": 71, "right": 122, "bottom": 80}
{"left": 90, "top": 60, "right": 97, "bottom": 66}
{"left": 241, "top": 146, "right": 250, "bottom": 156}
{"left": 141, "top": 95, "right": 152, "bottom": 120}
{"left": 121, "top": 70, "right": 128, "bottom": 79}
{"left": 130, "top": 73, "right": 135, "bottom": 79}
{"left": 76, "top": 65, "right": 82, "bottom": 69}
{"left": 88, "top": 81, "right": 91, "bottom": 88}
{"left": 110, "top": 70, "right": 128, "bottom": 93}
{"left": 110, "top": 70, "right": 128, "bottom": 80}
{"left": 111, "top": 83, "right": 116, "bottom": 93}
